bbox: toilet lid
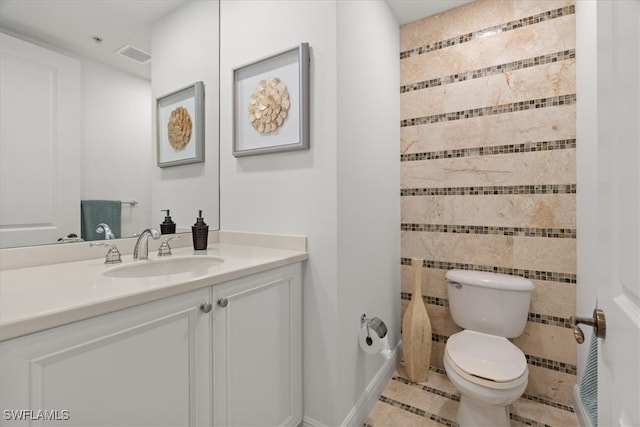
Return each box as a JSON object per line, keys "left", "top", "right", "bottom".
{"left": 446, "top": 330, "right": 527, "bottom": 383}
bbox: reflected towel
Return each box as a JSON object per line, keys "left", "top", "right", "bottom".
{"left": 81, "top": 200, "right": 122, "bottom": 241}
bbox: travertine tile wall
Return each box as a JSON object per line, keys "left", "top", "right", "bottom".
{"left": 400, "top": 0, "right": 577, "bottom": 407}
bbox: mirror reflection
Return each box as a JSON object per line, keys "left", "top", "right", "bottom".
{"left": 0, "top": 0, "right": 220, "bottom": 249}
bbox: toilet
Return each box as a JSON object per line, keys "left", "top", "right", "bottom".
{"left": 443, "top": 269, "right": 534, "bottom": 427}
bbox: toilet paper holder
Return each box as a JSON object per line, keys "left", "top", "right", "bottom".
{"left": 361, "top": 314, "right": 388, "bottom": 341}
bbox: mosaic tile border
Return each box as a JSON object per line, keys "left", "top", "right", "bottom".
{"left": 526, "top": 354, "right": 577, "bottom": 375}
{"left": 414, "top": 367, "right": 575, "bottom": 414}
{"left": 401, "top": 292, "right": 573, "bottom": 329}
{"left": 521, "top": 393, "right": 575, "bottom": 413}
{"left": 401, "top": 94, "right": 576, "bottom": 127}
{"left": 380, "top": 371, "right": 572, "bottom": 427}
{"left": 400, "top": 139, "right": 576, "bottom": 162}
{"left": 392, "top": 376, "right": 461, "bottom": 402}
{"left": 400, "top": 50, "right": 576, "bottom": 93}
{"left": 528, "top": 313, "right": 573, "bottom": 329}
{"left": 391, "top": 374, "right": 575, "bottom": 413}
{"left": 400, "top": 258, "right": 577, "bottom": 284}
{"left": 430, "top": 332, "right": 577, "bottom": 375}
{"left": 400, "top": 5, "right": 575, "bottom": 59}
{"left": 401, "top": 292, "right": 450, "bottom": 308}
{"left": 432, "top": 333, "right": 449, "bottom": 344}
{"left": 378, "top": 395, "right": 458, "bottom": 427}
{"left": 401, "top": 184, "right": 577, "bottom": 196}
{"left": 511, "top": 413, "right": 552, "bottom": 427}
{"left": 430, "top": 366, "right": 447, "bottom": 375}
{"left": 401, "top": 223, "right": 576, "bottom": 239}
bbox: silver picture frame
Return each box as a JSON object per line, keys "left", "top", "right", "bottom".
{"left": 156, "top": 81, "right": 204, "bottom": 167}
{"left": 233, "top": 43, "right": 310, "bottom": 157}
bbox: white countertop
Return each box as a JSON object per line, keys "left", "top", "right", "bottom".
{"left": 1, "top": 241, "right": 307, "bottom": 342}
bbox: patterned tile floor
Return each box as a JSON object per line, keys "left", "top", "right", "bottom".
{"left": 365, "top": 363, "right": 579, "bottom": 427}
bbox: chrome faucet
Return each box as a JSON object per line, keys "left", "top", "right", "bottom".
{"left": 133, "top": 228, "right": 160, "bottom": 260}
{"left": 96, "top": 223, "right": 115, "bottom": 240}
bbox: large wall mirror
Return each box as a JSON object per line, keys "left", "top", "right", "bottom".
{"left": 0, "top": 0, "right": 220, "bottom": 249}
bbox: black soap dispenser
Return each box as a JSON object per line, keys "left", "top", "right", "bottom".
{"left": 160, "top": 210, "right": 176, "bottom": 234}
{"left": 192, "top": 210, "right": 209, "bottom": 250}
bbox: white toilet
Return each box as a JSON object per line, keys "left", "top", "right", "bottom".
{"left": 443, "top": 269, "right": 534, "bottom": 427}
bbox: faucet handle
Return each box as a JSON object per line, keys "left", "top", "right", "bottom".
{"left": 158, "top": 236, "right": 181, "bottom": 257}
{"left": 90, "top": 242, "right": 122, "bottom": 264}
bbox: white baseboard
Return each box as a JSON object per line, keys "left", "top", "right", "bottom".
{"left": 300, "top": 415, "right": 329, "bottom": 427}
{"left": 340, "top": 340, "right": 402, "bottom": 427}
{"left": 300, "top": 341, "right": 401, "bottom": 427}
{"left": 573, "top": 385, "right": 594, "bottom": 427}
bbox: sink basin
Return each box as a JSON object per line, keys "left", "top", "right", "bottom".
{"left": 103, "top": 256, "right": 224, "bottom": 279}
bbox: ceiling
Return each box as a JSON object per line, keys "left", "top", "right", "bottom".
{"left": 0, "top": 0, "right": 186, "bottom": 79}
{"left": 0, "top": 0, "right": 472, "bottom": 79}
{"left": 386, "top": 0, "right": 474, "bottom": 25}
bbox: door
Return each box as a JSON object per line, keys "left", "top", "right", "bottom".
{"left": 0, "top": 33, "right": 81, "bottom": 248}
{"left": 591, "top": 1, "right": 639, "bottom": 426}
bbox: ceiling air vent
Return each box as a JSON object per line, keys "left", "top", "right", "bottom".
{"left": 115, "top": 44, "right": 151, "bottom": 64}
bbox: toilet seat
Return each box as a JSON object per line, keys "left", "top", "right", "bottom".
{"left": 445, "top": 330, "right": 528, "bottom": 390}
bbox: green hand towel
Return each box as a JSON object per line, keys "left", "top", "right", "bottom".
{"left": 81, "top": 200, "right": 122, "bottom": 241}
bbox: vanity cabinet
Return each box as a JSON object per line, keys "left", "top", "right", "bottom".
{"left": 0, "top": 263, "right": 302, "bottom": 427}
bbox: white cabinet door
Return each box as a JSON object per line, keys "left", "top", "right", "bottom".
{"left": 212, "top": 264, "right": 302, "bottom": 427}
{"left": 0, "top": 288, "right": 212, "bottom": 427}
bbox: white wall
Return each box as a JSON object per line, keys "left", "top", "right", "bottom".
{"left": 220, "top": 1, "right": 339, "bottom": 422}
{"left": 220, "top": 1, "right": 399, "bottom": 425}
{"left": 81, "top": 58, "right": 152, "bottom": 238}
{"left": 336, "top": 1, "right": 400, "bottom": 420}
{"left": 151, "top": 0, "right": 220, "bottom": 231}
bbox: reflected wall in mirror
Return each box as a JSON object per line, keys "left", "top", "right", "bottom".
{"left": 0, "top": 0, "right": 220, "bottom": 249}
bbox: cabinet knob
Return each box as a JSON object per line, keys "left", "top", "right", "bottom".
{"left": 199, "top": 303, "right": 212, "bottom": 314}
{"left": 217, "top": 298, "right": 228, "bottom": 308}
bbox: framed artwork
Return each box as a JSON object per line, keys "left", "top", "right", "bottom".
{"left": 233, "top": 43, "right": 310, "bottom": 157}
{"left": 157, "top": 81, "right": 204, "bottom": 167}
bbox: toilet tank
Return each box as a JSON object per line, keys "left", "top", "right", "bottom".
{"left": 445, "top": 270, "right": 534, "bottom": 338}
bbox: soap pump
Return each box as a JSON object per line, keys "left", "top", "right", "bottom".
{"left": 192, "top": 210, "right": 209, "bottom": 250}
{"left": 160, "top": 210, "right": 176, "bottom": 234}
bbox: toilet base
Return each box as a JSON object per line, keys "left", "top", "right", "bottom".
{"left": 457, "top": 395, "right": 510, "bottom": 427}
